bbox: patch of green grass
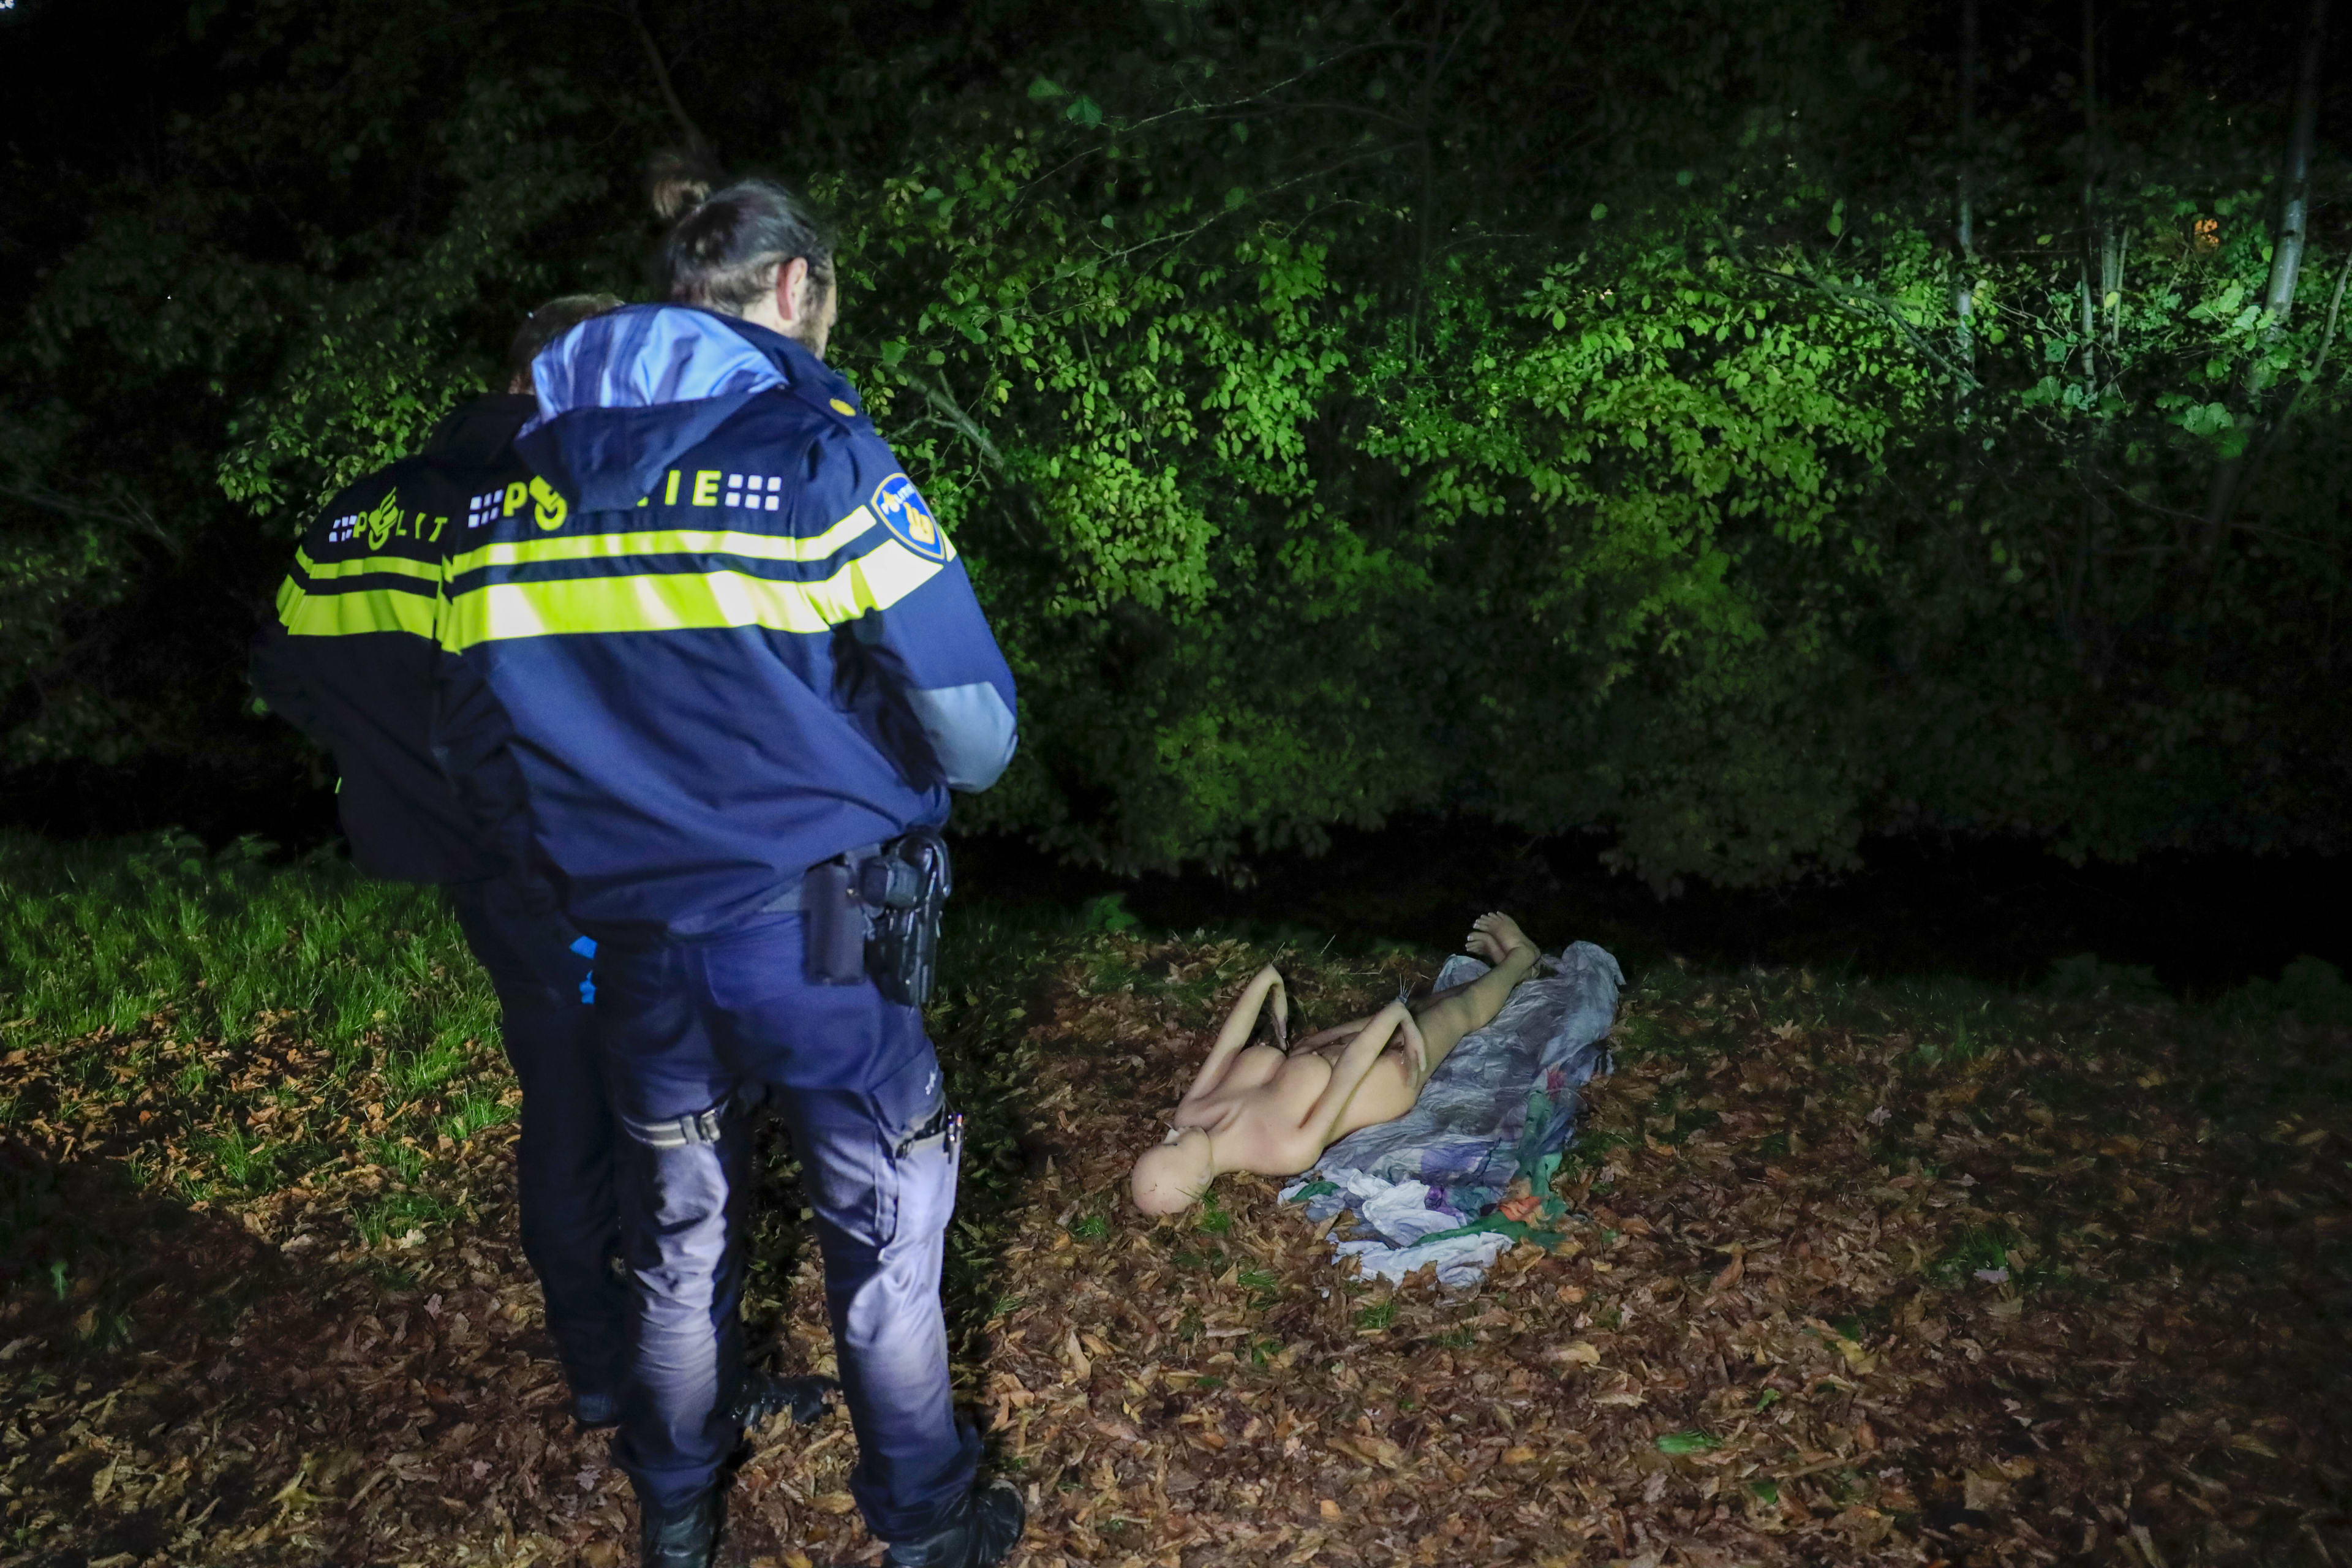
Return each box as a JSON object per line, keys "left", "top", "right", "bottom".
{"left": 1352, "top": 1299, "right": 1398, "bottom": 1330}
{"left": 0, "top": 829, "right": 500, "bottom": 1098}
{"left": 383, "top": 1037, "right": 471, "bottom": 1102}
{"left": 437, "top": 1086, "right": 513, "bottom": 1143}
{"left": 369, "top": 1137, "right": 425, "bottom": 1185}
{"left": 1068, "top": 1211, "right": 1110, "bottom": 1242}
{"left": 1915, "top": 1000, "right": 2002, "bottom": 1066}
{"left": 355, "top": 1189, "right": 458, "bottom": 1249}
{"left": 1079, "top": 948, "right": 1144, "bottom": 994}
{"left": 1931, "top": 1223, "right": 2026, "bottom": 1288}
{"left": 1563, "top": 1126, "right": 1630, "bottom": 1175}
{"left": 200, "top": 1127, "right": 281, "bottom": 1192}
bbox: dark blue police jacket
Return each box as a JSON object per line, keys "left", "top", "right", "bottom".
{"left": 252, "top": 393, "right": 542, "bottom": 885}
{"left": 433, "top": 306, "right": 1019, "bottom": 946}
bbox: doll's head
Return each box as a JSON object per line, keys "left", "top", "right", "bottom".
{"left": 1130, "top": 1127, "right": 1215, "bottom": 1215}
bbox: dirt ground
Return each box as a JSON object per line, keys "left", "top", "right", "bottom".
{"left": 3, "top": 932, "right": 2346, "bottom": 1567}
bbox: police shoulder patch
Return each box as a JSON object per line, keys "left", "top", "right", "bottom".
{"left": 872, "top": 473, "right": 950, "bottom": 563}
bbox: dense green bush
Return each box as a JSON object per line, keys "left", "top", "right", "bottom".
{"left": 3, "top": 0, "right": 2345, "bottom": 885}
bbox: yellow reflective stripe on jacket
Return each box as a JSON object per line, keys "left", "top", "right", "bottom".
{"left": 440, "top": 535, "right": 943, "bottom": 652}
{"left": 293, "top": 548, "right": 442, "bottom": 584}
{"left": 444, "top": 507, "right": 884, "bottom": 579}
{"left": 280, "top": 584, "right": 439, "bottom": 639}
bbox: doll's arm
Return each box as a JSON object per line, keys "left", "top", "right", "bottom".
{"left": 1179, "top": 965, "right": 1286, "bottom": 1104}
{"left": 1301, "top": 1001, "right": 1422, "bottom": 1140}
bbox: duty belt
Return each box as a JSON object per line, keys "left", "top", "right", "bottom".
{"left": 758, "top": 843, "right": 883, "bottom": 914}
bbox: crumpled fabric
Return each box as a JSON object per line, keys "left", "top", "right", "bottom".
{"left": 1337, "top": 1229, "right": 1517, "bottom": 1288}
{"left": 1280, "top": 1171, "right": 1516, "bottom": 1286}
{"left": 1281, "top": 941, "right": 1621, "bottom": 1286}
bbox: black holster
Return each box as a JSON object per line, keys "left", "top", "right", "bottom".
{"left": 801, "top": 830, "right": 952, "bottom": 1006}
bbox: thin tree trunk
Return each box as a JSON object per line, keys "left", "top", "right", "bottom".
{"left": 2071, "top": 0, "right": 2108, "bottom": 677}
{"left": 2078, "top": 0, "right": 2101, "bottom": 390}
{"left": 2241, "top": 247, "right": 2352, "bottom": 500}
{"left": 628, "top": 0, "right": 714, "bottom": 161}
{"left": 2105, "top": 230, "right": 2125, "bottom": 345}
{"left": 1954, "top": 0, "right": 1978, "bottom": 405}
{"left": 2200, "top": 0, "right": 2330, "bottom": 552}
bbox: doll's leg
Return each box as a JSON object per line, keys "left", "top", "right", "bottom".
{"left": 1408, "top": 914, "right": 1542, "bottom": 1082}
{"left": 1179, "top": 965, "right": 1287, "bottom": 1105}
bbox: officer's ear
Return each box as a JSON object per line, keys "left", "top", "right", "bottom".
{"left": 773, "top": 257, "right": 813, "bottom": 330}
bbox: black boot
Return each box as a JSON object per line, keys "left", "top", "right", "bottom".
{"left": 732, "top": 1369, "right": 839, "bottom": 1428}
{"left": 638, "top": 1485, "right": 724, "bottom": 1568}
{"left": 570, "top": 1385, "right": 622, "bottom": 1430}
{"left": 885, "top": 1477, "right": 1025, "bottom": 1568}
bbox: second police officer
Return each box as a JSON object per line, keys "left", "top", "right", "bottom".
{"left": 252, "top": 295, "right": 632, "bottom": 1431}
{"left": 434, "top": 176, "right": 1023, "bottom": 1568}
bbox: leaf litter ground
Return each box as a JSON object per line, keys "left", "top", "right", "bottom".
{"left": 4, "top": 913, "right": 2348, "bottom": 1567}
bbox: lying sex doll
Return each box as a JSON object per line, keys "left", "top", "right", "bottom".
{"left": 1129, "top": 912, "right": 1542, "bottom": 1215}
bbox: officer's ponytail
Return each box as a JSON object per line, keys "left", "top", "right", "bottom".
{"left": 656, "top": 160, "right": 835, "bottom": 318}
{"left": 647, "top": 148, "right": 715, "bottom": 224}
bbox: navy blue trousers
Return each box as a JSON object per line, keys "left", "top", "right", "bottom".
{"left": 592, "top": 912, "right": 978, "bottom": 1543}
{"left": 446, "top": 882, "right": 627, "bottom": 1403}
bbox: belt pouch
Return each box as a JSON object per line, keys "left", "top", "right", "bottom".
{"left": 802, "top": 861, "right": 868, "bottom": 986}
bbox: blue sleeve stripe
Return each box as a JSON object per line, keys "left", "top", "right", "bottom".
{"left": 439, "top": 535, "right": 946, "bottom": 651}
{"left": 289, "top": 569, "right": 443, "bottom": 600}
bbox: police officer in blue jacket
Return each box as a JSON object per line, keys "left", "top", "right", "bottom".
{"left": 434, "top": 178, "right": 1022, "bottom": 1568}
{"left": 250, "top": 295, "right": 631, "bottom": 1427}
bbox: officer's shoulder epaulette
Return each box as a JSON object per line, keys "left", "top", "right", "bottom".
{"left": 777, "top": 376, "right": 870, "bottom": 433}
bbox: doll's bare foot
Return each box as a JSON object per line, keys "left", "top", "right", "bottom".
{"left": 1467, "top": 911, "right": 1537, "bottom": 968}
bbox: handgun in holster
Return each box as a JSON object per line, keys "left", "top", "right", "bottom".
{"left": 801, "top": 829, "right": 952, "bottom": 1006}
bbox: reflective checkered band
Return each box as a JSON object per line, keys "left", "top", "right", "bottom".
{"left": 467, "top": 490, "right": 503, "bottom": 529}
{"left": 723, "top": 474, "right": 785, "bottom": 512}
{"left": 326, "top": 514, "right": 361, "bottom": 544}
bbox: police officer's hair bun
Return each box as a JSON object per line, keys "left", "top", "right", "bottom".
{"left": 647, "top": 148, "right": 718, "bottom": 224}
{"left": 661, "top": 177, "right": 835, "bottom": 318}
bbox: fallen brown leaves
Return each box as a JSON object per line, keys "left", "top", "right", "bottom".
{"left": 4, "top": 936, "right": 2347, "bottom": 1568}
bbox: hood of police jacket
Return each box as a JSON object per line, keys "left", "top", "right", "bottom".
{"left": 515, "top": 305, "right": 850, "bottom": 508}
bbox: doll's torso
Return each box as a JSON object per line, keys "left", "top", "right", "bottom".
{"left": 1169, "top": 1035, "right": 1423, "bottom": 1177}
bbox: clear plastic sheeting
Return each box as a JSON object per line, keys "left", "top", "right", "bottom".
{"left": 1283, "top": 941, "right": 1621, "bottom": 1286}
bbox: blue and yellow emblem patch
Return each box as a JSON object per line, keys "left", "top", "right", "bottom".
{"left": 872, "top": 473, "right": 949, "bottom": 564}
